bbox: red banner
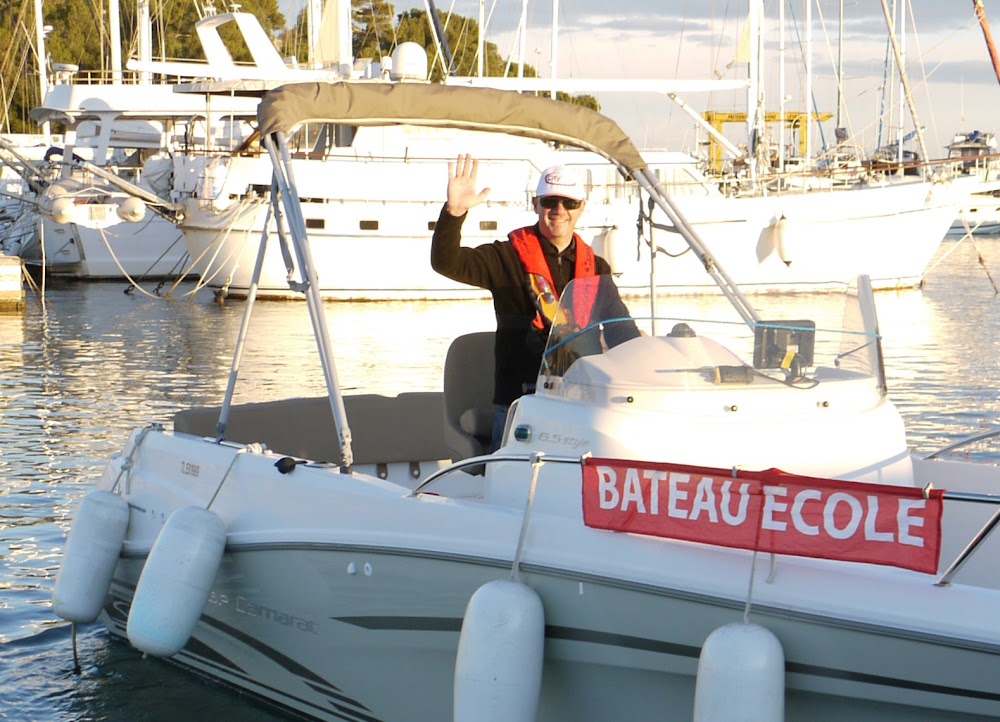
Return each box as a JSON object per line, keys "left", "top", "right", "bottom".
{"left": 581, "top": 457, "right": 944, "bottom": 574}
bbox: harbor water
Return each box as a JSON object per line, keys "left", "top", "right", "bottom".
{"left": 1, "top": 237, "right": 998, "bottom": 721}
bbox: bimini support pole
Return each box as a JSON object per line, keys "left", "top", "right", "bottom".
{"left": 632, "top": 167, "right": 761, "bottom": 326}
{"left": 215, "top": 184, "right": 276, "bottom": 441}
{"left": 263, "top": 131, "right": 354, "bottom": 468}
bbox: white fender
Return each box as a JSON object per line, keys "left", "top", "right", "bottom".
{"left": 454, "top": 580, "right": 545, "bottom": 722}
{"left": 771, "top": 214, "right": 795, "bottom": 266}
{"left": 52, "top": 490, "right": 131, "bottom": 623}
{"left": 49, "top": 196, "right": 76, "bottom": 225}
{"left": 694, "top": 622, "right": 785, "bottom": 722}
{"left": 592, "top": 226, "right": 622, "bottom": 273}
{"left": 126, "top": 506, "right": 226, "bottom": 657}
{"left": 116, "top": 197, "right": 147, "bottom": 223}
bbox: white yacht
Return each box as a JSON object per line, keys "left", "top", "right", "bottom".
{"left": 120, "top": 4, "right": 971, "bottom": 300}
{"left": 15, "top": 63, "right": 259, "bottom": 283}
{"left": 945, "top": 130, "right": 1000, "bottom": 237}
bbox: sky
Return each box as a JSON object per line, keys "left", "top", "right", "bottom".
{"left": 330, "top": 0, "right": 1000, "bottom": 159}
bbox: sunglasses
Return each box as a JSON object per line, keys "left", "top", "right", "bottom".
{"left": 539, "top": 196, "right": 583, "bottom": 211}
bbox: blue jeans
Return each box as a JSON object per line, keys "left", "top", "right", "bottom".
{"left": 489, "top": 404, "right": 509, "bottom": 453}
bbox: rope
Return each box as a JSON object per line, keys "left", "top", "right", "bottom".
{"left": 511, "top": 453, "right": 545, "bottom": 583}
{"left": 639, "top": 206, "right": 692, "bottom": 259}
{"left": 71, "top": 623, "right": 81, "bottom": 675}
{"left": 922, "top": 214, "right": 1000, "bottom": 294}
{"left": 109, "top": 425, "right": 157, "bottom": 495}
{"left": 95, "top": 224, "right": 183, "bottom": 300}
{"left": 175, "top": 195, "right": 268, "bottom": 301}
{"left": 81, "top": 193, "right": 266, "bottom": 302}
{"left": 205, "top": 443, "right": 264, "bottom": 510}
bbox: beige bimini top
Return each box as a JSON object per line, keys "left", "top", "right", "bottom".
{"left": 255, "top": 81, "right": 647, "bottom": 174}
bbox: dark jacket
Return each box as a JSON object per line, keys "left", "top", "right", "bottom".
{"left": 431, "top": 205, "right": 638, "bottom": 406}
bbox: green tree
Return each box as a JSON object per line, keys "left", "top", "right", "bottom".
{"left": 282, "top": 8, "right": 308, "bottom": 64}
{"left": 0, "top": 0, "right": 44, "bottom": 131}
{"left": 121, "top": 0, "right": 286, "bottom": 64}
{"left": 1, "top": 0, "right": 286, "bottom": 132}
{"left": 389, "top": 8, "right": 528, "bottom": 80}
{"left": 0, "top": 0, "right": 594, "bottom": 133}
{"left": 353, "top": 0, "right": 395, "bottom": 60}
{"left": 363, "top": 6, "right": 597, "bottom": 110}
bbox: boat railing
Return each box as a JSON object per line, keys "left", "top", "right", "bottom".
{"left": 923, "top": 427, "right": 1000, "bottom": 460}
{"left": 411, "top": 450, "right": 1000, "bottom": 589}
{"left": 48, "top": 61, "right": 269, "bottom": 87}
{"left": 410, "top": 452, "right": 582, "bottom": 496}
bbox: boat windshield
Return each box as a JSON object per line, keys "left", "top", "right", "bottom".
{"left": 540, "top": 275, "right": 886, "bottom": 391}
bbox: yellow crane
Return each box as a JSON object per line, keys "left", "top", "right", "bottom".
{"left": 701, "top": 111, "right": 833, "bottom": 173}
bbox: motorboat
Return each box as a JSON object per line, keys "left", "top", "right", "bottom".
{"left": 945, "top": 131, "right": 1000, "bottom": 237}
{"left": 52, "top": 82, "right": 1000, "bottom": 721}
{"left": 3, "top": 55, "right": 260, "bottom": 285}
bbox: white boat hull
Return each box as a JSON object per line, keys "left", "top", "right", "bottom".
{"left": 27, "top": 215, "right": 191, "bottom": 280}
{"left": 176, "top": 153, "right": 962, "bottom": 300}
{"left": 89, "top": 422, "right": 1000, "bottom": 722}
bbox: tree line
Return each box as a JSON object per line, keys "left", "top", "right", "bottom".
{"left": 0, "top": 0, "right": 597, "bottom": 133}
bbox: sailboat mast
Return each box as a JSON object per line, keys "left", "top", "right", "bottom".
{"left": 778, "top": 0, "right": 785, "bottom": 171}
{"left": 108, "top": 0, "right": 122, "bottom": 82}
{"left": 550, "top": 0, "right": 558, "bottom": 99}
{"left": 877, "top": 0, "right": 928, "bottom": 166}
{"left": 477, "top": 0, "right": 484, "bottom": 77}
{"left": 518, "top": 0, "right": 527, "bottom": 78}
{"left": 805, "top": 0, "right": 813, "bottom": 163}
{"left": 896, "top": 0, "right": 905, "bottom": 162}
{"left": 746, "top": 0, "right": 762, "bottom": 182}
{"left": 974, "top": 0, "right": 1000, "bottom": 86}
{"left": 836, "top": 0, "right": 843, "bottom": 130}
{"left": 33, "top": 0, "right": 50, "bottom": 138}
{"left": 138, "top": 0, "right": 151, "bottom": 84}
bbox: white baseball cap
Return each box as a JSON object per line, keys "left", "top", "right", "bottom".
{"left": 535, "top": 165, "right": 586, "bottom": 201}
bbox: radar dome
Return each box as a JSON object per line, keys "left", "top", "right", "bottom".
{"left": 390, "top": 42, "right": 428, "bottom": 81}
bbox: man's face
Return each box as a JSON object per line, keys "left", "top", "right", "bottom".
{"left": 533, "top": 195, "right": 586, "bottom": 247}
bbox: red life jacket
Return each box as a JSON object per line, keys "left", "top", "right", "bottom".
{"left": 509, "top": 226, "right": 598, "bottom": 331}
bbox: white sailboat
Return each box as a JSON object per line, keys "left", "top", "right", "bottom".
{"left": 141, "top": 1, "right": 971, "bottom": 300}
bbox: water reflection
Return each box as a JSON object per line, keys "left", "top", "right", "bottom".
{"left": 0, "top": 236, "right": 997, "bottom": 718}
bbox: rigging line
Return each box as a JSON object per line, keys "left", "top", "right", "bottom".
{"left": 921, "top": 232, "right": 974, "bottom": 280}
{"left": 124, "top": 231, "right": 191, "bottom": 295}
{"left": 388, "top": 1, "right": 399, "bottom": 49}
{"left": 365, "top": 0, "right": 383, "bottom": 57}
{"left": 0, "top": 0, "right": 31, "bottom": 72}
{"left": 174, "top": 195, "right": 265, "bottom": 300}
{"left": 21, "top": 262, "right": 42, "bottom": 301}
{"left": 940, "top": 209, "right": 1000, "bottom": 294}
{"left": 812, "top": 0, "right": 857, "bottom": 145}
{"left": 95, "top": 224, "right": 172, "bottom": 300}
{"left": 665, "top": 3, "right": 689, "bottom": 132}
{"left": 159, "top": 227, "right": 237, "bottom": 300}
{"left": 878, "top": 0, "right": 930, "bottom": 167}
{"left": 484, "top": 0, "right": 499, "bottom": 51}
{"left": 785, "top": 0, "right": 827, "bottom": 151}
{"left": 899, "top": 0, "right": 940, "bottom": 151}
{"left": 203, "top": 197, "right": 276, "bottom": 296}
